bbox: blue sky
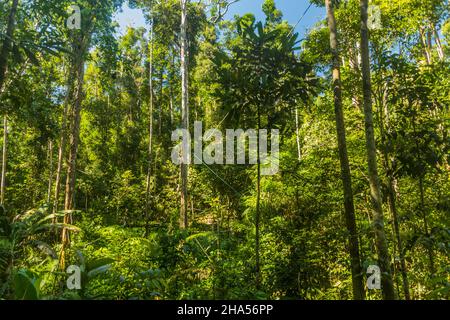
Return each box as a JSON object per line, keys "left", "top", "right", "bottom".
{"left": 115, "top": 0, "right": 325, "bottom": 37}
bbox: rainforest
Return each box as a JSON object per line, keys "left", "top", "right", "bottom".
{"left": 0, "top": 0, "right": 449, "bottom": 301}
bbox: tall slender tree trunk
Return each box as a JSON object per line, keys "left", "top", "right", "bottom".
{"left": 0, "top": 116, "right": 8, "bottom": 206}
{"left": 295, "top": 106, "right": 301, "bottom": 161}
{"left": 53, "top": 64, "right": 76, "bottom": 217}
{"left": 386, "top": 173, "right": 411, "bottom": 299}
{"left": 60, "top": 33, "right": 88, "bottom": 269}
{"left": 159, "top": 71, "right": 163, "bottom": 136}
{"left": 0, "top": 0, "right": 19, "bottom": 97}
{"left": 255, "top": 105, "right": 261, "bottom": 289}
{"left": 169, "top": 85, "right": 174, "bottom": 128}
{"left": 326, "top": 0, "right": 365, "bottom": 300}
{"left": 64, "top": 52, "right": 85, "bottom": 211}
{"left": 47, "top": 140, "right": 54, "bottom": 205}
{"left": 380, "top": 84, "right": 411, "bottom": 300}
{"left": 432, "top": 24, "right": 444, "bottom": 61}
{"left": 419, "top": 176, "right": 435, "bottom": 275}
{"left": 411, "top": 112, "right": 436, "bottom": 276}
{"left": 419, "top": 27, "right": 432, "bottom": 65}
{"left": 145, "top": 19, "right": 154, "bottom": 236}
{"left": 360, "top": 0, "right": 396, "bottom": 300}
{"left": 180, "top": 0, "right": 189, "bottom": 229}
{"left": 426, "top": 29, "right": 433, "bottom": 56}
{"left": 169, "top": 51, "right": 175, "bottom": 128}
{"left": 349, "top": 42, "right": 362, "bottom": 112}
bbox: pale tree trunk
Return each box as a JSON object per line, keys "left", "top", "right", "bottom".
{"left": 326, "top": 0, "right": 365, "bottom": 300}
{"left": 427, "top": 29, "right": 433, "bottom": 55}
{"left": 360, "top": 0, "right": 396, "bottom": 300}
{"left": 1, "top": 116, "right": 7, "bottom": 206}
{"left": 0, "top": 0, "right": 19, "bottom": 96}
{"left": 432, "top": 24, "right": 444, "bottom": 61}
{"left": 349, "top": 42, "right": 362, "bottom": 112}
{"left": 419, "top": 27, "right": 432, "bottom": 64}
{"left": 180, "top": 0, "right": 189, "bottom": 229}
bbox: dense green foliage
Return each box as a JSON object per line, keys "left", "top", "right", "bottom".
{"left": 0, "top": 0, "right": 448, "bottom": 300}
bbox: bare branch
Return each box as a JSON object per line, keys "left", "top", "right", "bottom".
{"left": 211, "top": 0, "right": 240, "bottom": 24}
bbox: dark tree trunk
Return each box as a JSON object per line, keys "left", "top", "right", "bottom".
{"left": 419, "top": 177, "right": 435, "bottom": 275}
{"left": 159, "top": 70, "right": 163, "bottom": 136}
{"left": 386, "top": 174, "right": 410, "bottom": 299}
{"left": 326, "top": 0, "right": 366, "bottom": 300}
{"left": 62, "top": 52, "right": 85, "bottom": 227}
{"left": 380, "top": 84, "right": 411, "bottom": 300}
{"left": 295, "top": 107, "right": 301, "bottom": 161}
{"left": 60, "top": 30, "right": 90, "bottom": 269}
{"left": 47, "top": 140, "right": 54, "bottom": 205}
{"left": 255, "top": 104, "right": 261, "bottom": 289}
{"left": 145, "top": 21, "right": 154, "bottom": 237}
{"left": 0, "top": 0, "right": 19, "bottom": 96}
{"left": 0, "top": 116, "right": 7, "bottom": 206}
